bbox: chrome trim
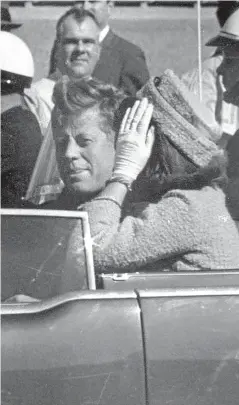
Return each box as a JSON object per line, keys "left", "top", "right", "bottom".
{"left": 1, "top": 290, "right": 138, "bottom": 315}
{"left": 138, "top": 287, "right": 239, "bottom": 298}
{"left": 1, "top": 208, "right": 88, "bottom": 219}
{"left": 101, "top": 270, "right": 239, "bottom": 279}
{"left": 2, "top": 286, "right": 239, "bottom": 316}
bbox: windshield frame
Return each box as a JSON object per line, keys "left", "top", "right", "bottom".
{"left": 1, "top": 208, "right": 96, "bottom": 291}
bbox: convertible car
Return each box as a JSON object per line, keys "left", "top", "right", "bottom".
{"left": 1, "top": 208, "right": 239, "bottom": 405}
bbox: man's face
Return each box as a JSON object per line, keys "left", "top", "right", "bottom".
{"left": 59, "top": 15, "right": 100, "bottom": 78}
{"left": 81, "top": 1, "right": 112, "bottom": 30}
{"left": 53, "top": 107, "right": 115, "bottom": 199}
{"left": 217, "top": 44, "right": 239, "bottom": 93}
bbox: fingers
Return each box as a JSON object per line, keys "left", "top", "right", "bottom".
{"left": 146, "top": 126, "right": 155, "bottom": 150}
{"left": 119, "top": 98, "right": 154, "bottom": 151}
{"left": 127, "top": 98, "right": 148, "bottom": 131}
{"left": 119, "top": 107, "right": 131, "bottom": 134}
{"left": 137, "top": 102, "right": 154, "bottom": 136}
{"left": 121, "top": 98, "right": 153, "bottom": 133}
{"left": 128, "top": 99, "right": 147, "bottom": 130}
{"left": 121, "top": 100, "right": 141, "bottom": 133}
{"left": 127, "top": 99, "right": 141, "bottom": 126}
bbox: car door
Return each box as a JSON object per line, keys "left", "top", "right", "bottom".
{"left": 1, "top": 290, "right": 146, "bottom": 405}
{"left": 1, "top": 209, "right": 146, "bottom": 405}
{"left": 101, "top": 271, "right": 239, "bottom": 404}
{"left": 138, "top": 283, "right": 239, "bottom": 405}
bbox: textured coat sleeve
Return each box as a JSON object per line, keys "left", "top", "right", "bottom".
{"left": 120, "top": 46, "right": 150, "bottom": 96}
{"left": 65, "top": 191, "right": 198, "bottom": 279}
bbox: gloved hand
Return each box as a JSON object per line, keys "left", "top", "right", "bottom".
{"left": 111, "top": 98, "right": 155, "bottom": 185}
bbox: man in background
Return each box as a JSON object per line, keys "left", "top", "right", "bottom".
{"left": 49, "top": 0, "right": 149, "bottom": 96}
{"left": 23, "top": 7, "right": 101, "bottom": 135}
{"left": 206, "top": 7, "right": 239, "bottom": 221}
{"left": 23, "top": 8, "right": 101, "bottom": 204}
{"left": 182, "top": 1, "right": 239, "bottom": 147}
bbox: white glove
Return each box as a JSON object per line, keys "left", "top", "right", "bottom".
{"left": 111, "top": 98, "right": 155, "bottom": 185}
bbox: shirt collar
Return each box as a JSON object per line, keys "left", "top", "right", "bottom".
{"left": 99, "top": 25, "right": 110, "bottom": 43}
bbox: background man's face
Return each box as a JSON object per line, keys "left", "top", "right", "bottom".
{"left": 53, "top": 107, "right": 115, "bottom": 198}
{"left": 81, "top": 1, "right": 112, "bottom": 30}
{"left": 59, "top": 15, "right": 100, "bottom": 78}
{"left": 217, "top": 44, "right": 239, "bottom": 93}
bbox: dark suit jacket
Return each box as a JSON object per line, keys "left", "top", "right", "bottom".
{"left": 49, "top": 29, "right": 149, "bottom": 96}
{"left": 1, "top": 106, "right": 42, "bottom": 207}
{"left": 92, "top": 29, "right": 149, "bottom": 96}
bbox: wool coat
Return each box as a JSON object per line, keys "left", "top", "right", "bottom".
{"left": 61, "top": 186, "right": 239, "bottom": 292}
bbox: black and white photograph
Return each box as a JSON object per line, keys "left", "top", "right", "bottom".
{"left": 1, "top": 1, "right": 239, "bottom": 404}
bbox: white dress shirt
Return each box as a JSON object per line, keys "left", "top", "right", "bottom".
{"left": 99, "top": 25, "right": 110, "bottom": 43}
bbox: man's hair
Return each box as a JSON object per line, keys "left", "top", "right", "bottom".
{"left": 216, "top": 1, "right": 239, "bottom": 27}
{"left": 52, "top": 77, "right": 125, "bottom": 141}
{"left": 56, "top": 7, "right": 100, "bottom": 39}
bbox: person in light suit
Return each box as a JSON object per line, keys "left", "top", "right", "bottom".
{"left": 49, "top": 1, "right": 149, "bottom": 96}
{"left": 182, "top": 1, "right": 239, "bottom": 147}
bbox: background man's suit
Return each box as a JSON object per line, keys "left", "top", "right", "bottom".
{"left": 49, "top": 29, "right": 149, "bottom": 96}
{"left": 92, "top": 29, "right": 149, "bottom": 96}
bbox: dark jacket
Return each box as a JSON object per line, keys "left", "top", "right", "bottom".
{"left": 1, "top": 106, "right": 42, "bottom": 207}
{"left": 49, "top": 29, "right": 149, "bottom": 96}
{"left": 226, "top": 130, "right": 239, "bottom": 220}
{"left": 92, "top": 29, "right": 149, "bottom": 96}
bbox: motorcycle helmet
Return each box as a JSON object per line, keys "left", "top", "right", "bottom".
{"left": 0, "top": 31, "right": 34, "bottom": 94}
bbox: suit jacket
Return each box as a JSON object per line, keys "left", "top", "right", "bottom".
{"left": 1, "top": 106, "right": 42, "bottom": 207}
{"left": 49, "top": 29, "right": 149, "bottom": 96}
{"left": 92, "top": 29, "right": 149, "bottom": 96}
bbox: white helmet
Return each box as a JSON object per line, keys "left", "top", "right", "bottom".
{"left": 0, "top": 31, "right": 34, "bottom": 93}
